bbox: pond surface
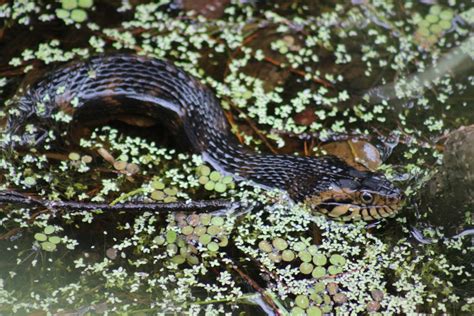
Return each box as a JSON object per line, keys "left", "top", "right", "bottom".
{"left": 0, "top": 0, "right": 473, "bottom": 315}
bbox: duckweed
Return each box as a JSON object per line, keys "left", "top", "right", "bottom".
{"left": 78, "top": 0, "right": 93, "bottom": 8}
{"left": 312, "top": 267, "right": 326, "bottom": 278}
{"left": 152, "top": 180, "right": 165, "bottom": 190}
{"left": 68, "top": 152, "right": 80, "bottom": 161}
{"left": 313, "top": 253, "right": 327, "bottom": 266}
{"left": 181, "top": 226, "right": 194, "bottom": 235}
{"left": 306, "top": 306, "right": 322, "bottom": 316}
{"left": 81, "top": 155, "right": 92, "bottom": 163}
{"left": 200, "top": 214, "right": 212, "bottom": 226}
{"left": 299, "top": 262, "right": 314, "bottom": 274}
{"left": 150, "top": 178, "right": 179, "bottom": 202}
{"left": 195, "top": 164, "right": 235, "bottom": 194}
{"left": 48, "top": 236, "right": 61, "bottom": 244}
{"left": 61, "top": 0, "right": 78, "bottom": 10}
{"left": 166, "top": 230, "right": 177, "bottom": 244}
{"left": 70, "top": 9, "right": 87, "bottom": 22}
{"left": 41, "top": 242, "right": 57, "bottom": 252}
{"left": 290, "top": 307, "right": 305, "bottom": 316}
{"left": 207, "top": 225, "right": 221, "bottom": 236}
{"left": 194, "top": 226, "right": 207, "bottom": 236}
{"left": 293, "top": 241, "right": 307, "bottom": 252}
{"left": 210, "top": 216, "right": 224, "bottom": 226}
{"left": 282, "top": 249, "right": 295, "bottom": 261}
{"left": 1, "top": 0, "right": 472, "bottom": 314}
{"left": 415, "top": 5, "right": 454, "bottom": 48}
{"left": 258, "top": 240, "right": 273, "bottom": 253}
{"left": 207, "top": 242, "right": 219, "bottom": 252}
{"left": 298, "top": 250, "right": 312, "bottom": 262}
{"left": 34, "top": 233, "right": 47, "bottom": 242}
{"left": 34, "top": 225, "right": 61, "bottom": 252}
{"left": 56, "top": 0, "right": 93, "bottom": 23}
{"left": 268, "top": 253, "right": 282, "bottom": 263}
{"left": 295, "top": 294, "right": 309, "bottom": 309}
{"left": 272, "top": 237, "right": 288, "bottom": 251}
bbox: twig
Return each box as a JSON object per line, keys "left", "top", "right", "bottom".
{"left": 0, "top": 190, "right": 236, "bottom": 213}
{"left": 263, "top": 56, "right": 333, "bottom": 88}
{"left": 228, "top": 102, "right": 278, "bottom": 154}
{"left": 231, "top": 264, "right": 282, "bottom": 315}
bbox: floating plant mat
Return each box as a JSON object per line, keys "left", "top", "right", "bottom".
{"left": 0, "top": 0, "right": 473, "bottom": 315}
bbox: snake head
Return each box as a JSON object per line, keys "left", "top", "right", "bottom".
{"left": 303, "top": 168, "right": 404, "bottom": 221}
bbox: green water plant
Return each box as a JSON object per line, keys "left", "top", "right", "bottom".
{"left": 196, "top": 164, "right": 235, "bottom": 193}
{"left": 34, "top": 225, "right": 62, "bottom": 252}
{"left": 0, "top": 0, "right": 472, "bottom": 314}
{"left": 414, "top": 5, "right": 454, "bottom": 48}
{"left": 56, "top": 0, "right": 93, "bottom": 23}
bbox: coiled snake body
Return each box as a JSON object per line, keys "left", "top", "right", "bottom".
{"left": 5, "top": 54, "right": 403, "bottom": 221}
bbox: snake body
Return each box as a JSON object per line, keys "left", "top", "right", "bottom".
{"left": 5, "top": 54, "right": 403, "bottom": 221}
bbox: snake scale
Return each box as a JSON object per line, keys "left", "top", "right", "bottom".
{"left": 5, "top": 54, "right": 403, "bottom": 221}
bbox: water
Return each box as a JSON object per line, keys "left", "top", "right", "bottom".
{"left": 0, "top": 1, "right": 472, "bottom": 314}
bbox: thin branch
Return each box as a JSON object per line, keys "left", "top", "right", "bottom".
{"left": 263, "top": 56, "right": 333, "bottom": 88}
{"left": 231, "top": 263, "right": 282, "bottom": 315}
{"left": 228, "top": 102, "right": 279, "bottom": 154}
{"left": 0, "top": 190, "right": 236, "bottom": 213}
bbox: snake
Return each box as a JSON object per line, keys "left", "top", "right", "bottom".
{"left": 4, "top": 54, "right": 404, "bottom": 221}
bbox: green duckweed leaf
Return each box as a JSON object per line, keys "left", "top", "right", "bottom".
{"left": 328, "top": 265, "right": 343, "bottom": 275}
{"left": 282, "top": 249, "right": 295, "bottom": 262}
{"left": 34, "top": 233, "right": 47, "bottom": 242}
{"left": 151, "top": 190, "right": 165, "bottom": 200}
{"left": 329, "top": 254, "right": 345, "bottom": 266}
{"left": 198, "top": 234, "right": 212, "bottom": 245}
{"left": 210, "top": 216, "right": 224, "bottom": 226}
{"left": 48, "top": 236, "right": 61, "bottom": 244}
{"left": 68, "top": 152, "right": 80, "bottom": 161}
{"left": 295, "top": 295, "right": 309, "bottom": 309}
{"left": 214, "top": 182, "right": 226, "bottom": 192}
{"left": 70, "top": 9, "right": 87, "bottom": 23}
{"left": 41, "top": 241, "right": 57, "bottom": 252}
{"left": 166, "top": 230, "right": 177, "bottom": 244}
{"left": 55, "top": 8, "right": 70, "bottom": 19}
{"left": 78, "top": 0, "right": 93, "bottom": 8}
{"left": 152, "top": 180, "right": 165, "bottom": 190}
{"left": 61, "top": 0, "right": 78, "bottom": 10}
{"left": 44, "top": 225, "right": 55, "bottom": 235}
{"left": 204, "top": 181, "right": 215, "bottom": 191}
{"left": 293, "top": 241, "right": 306, "bottom": 252}
{"left": 299, "top": 262, "right": 314, "bottom": 274}
{"left": 313, "top": 253, "right": 327, "bottom": 266}
{"left": 307, "top": 306, "right": 322, "bottom": 316}
{"left": 258, "top": 240, "right": 273, "bottom": 253}
{"left": 207, "top": 242, "right": 219, "bottom": 252}
{"left": 181, "top": 226, "right": 194, "bottom": 235}
{"left": 312, "top": 266, "right": 326, "bottom": 278}
{"left": 299, "top": 250, "right": 312, "bottom": 263}
{"left": 272, "top": 237, "right": 288, "bottom": 251}
{"left": 290, "top": 307, "right": 305, "bottom": 316}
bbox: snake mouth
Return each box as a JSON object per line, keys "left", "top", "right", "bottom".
{"left": 312, "top": 199, "right": 402, "bottom": 221}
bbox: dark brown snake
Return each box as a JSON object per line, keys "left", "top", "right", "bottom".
{"left": 4, "top": 54, "right": 404, "bottom": 221}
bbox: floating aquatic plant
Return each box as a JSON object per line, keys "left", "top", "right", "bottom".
{"left": 0, "top": 0, "right": 472, "bottom": 314}
{"left": 33, "top": 225, "right": 62, "bottom": 252}
{"left": 56, "top": 0, "right": 93, "bottom": 23}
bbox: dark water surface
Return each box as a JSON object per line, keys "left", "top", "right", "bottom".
{"left": 0, "top": 1, "right": 472, "bottom": 315}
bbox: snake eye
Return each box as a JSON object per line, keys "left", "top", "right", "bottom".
{"left": 360, "top": 191, "right": 374, "bottom": 204}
